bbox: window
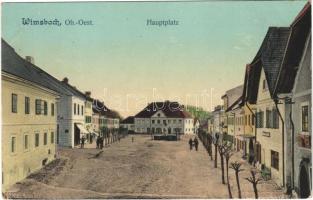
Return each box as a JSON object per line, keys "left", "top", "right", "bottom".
{"left": 51, "top": 132, "right": 54, "bottom": 144}
{"left": 272, "top": 108, "right": 279, "bottom": 129}
{"left": 11, "top": 136, "right": 16, "bottom": 153}
{"left": 51, "top": 103, "right": 55, "bottom": 116}
{"left": 12, "top": 94, "right": 17, "bottom": 113}
{"left": 302, "top": 105, "right": 309, "bottom": 132}
{"left": 252, "top": 115, "right": 255, "bottom": 125}
{"left": 262, "top": 79, "right": 268, "bottom": 90}
{"left": 85, "top": 116, "right": 91, "bottom": 123}
{"left": 35, "top": 99, "right": 41, "bottom": 115}
{"left": 266, "top": 109, "right": 271, "bottom": 128}
{"left": 57, "top": 125, "right": 59, "bottom": 144}
{"left": 44, "top": 133, "right": 47, "bottom": 145}
{"left": 35, "top": 133, "right": 39, "bottom": 147}
{"left": 74, "top": 103, "right": 76, "bottom": 115}
{"left": 248, "top": 115, "right": 251, "bottom": 125}
{"left": 78, "top": 104, "right": 80, "bottom": 115}
{"left": 266, "top": 108, "right": 279, "bottom": 129}
{"left": 256, "top": 111, "right": 264, "bottom": 128}
{"left": 44, "top": 101, "right": 48, "bottom": 115}
{"left": 25, "top": 97, "right": 30, "bottom": 114}
{"left": 157, "top": 120, "right": 160, "bottom": 124}
{"left": 271, "top": 150, "right": 279, "bottom": 170}
{"left": 81, "top": 105, "right": 83, "bottom": 115}
{"left": 24, "top": 135, "right": 29, "bottom": 150}
{"left": 152, "top": 120, "right": 155, "bottom": 124}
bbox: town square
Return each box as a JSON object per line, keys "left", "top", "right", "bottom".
{"left": 1, "top": 1, "right": 312, "bottom": 199}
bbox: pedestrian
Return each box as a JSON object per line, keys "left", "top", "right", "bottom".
{"left": 96, "top": 136, "right": 100, "bottom": 149}
{"left": 132, "top": 136, "right": 134, "bottom": 143}
{"left": 90, "top": 135, "right": 93, "bottom": 144}
{"left": 189, "top": 138, "right": 193, "bottom": 150}
{"left": 81, "top": 136, "right": 85, "bottom": 149}
{"left": 118, "top": 136, "right": 120, "bottom": 142}
{"left": 194, "top": 137, "right": 199, "bottom": 151}
{"left": 100, "top": 137, "right": 104, "bottom": 149}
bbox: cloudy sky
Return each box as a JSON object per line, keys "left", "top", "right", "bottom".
{"left": 2, "top": 1, "right": 306, "bottom": 117}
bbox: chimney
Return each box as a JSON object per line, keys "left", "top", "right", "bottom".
{"left": 25, "top": 56, "right": 34, "bottom": 64}
{"left": 85, "top": 91, "right": 91, "bottom": 97}
{"left": 62, "top": 77, "right": 69, "bottom": 84}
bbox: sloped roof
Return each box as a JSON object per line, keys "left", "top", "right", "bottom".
{"left": 275, "top": 3, "right": 311, "bottom": 95}
{"left": 2, "top": 39, "right": 87, "bottom": 100}
{"left": 134, "top": 101, "right": 192, "bottom": 118}
{"left": 2, "top": 39, "right": 60, "bottom": 94}
{"left": 92, "top": 99, "right": 121, "bottom": 119}
{"left": 225, "top": 96, "right": 243, "bottom": 112}
{"left": 121, "top": 116, "right": 134, "bottom": 124}
{"left": 247, "top": 27, "right": 291, "bottom": 102}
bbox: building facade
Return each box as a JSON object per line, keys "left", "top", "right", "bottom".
{"left": 2, "top": 40, "right": 59, "bottom": 191}
{"left": 134, "top": 101, "right": 194, "bottom": 135}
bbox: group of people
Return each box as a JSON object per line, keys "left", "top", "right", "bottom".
{"left": 96, "top": 136, "right": 105, "bottom": 149}
{"left": 188, "top": 137, "right": 199, "bottom": 151}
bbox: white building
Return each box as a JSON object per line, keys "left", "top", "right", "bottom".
{"left": 31, "top": 68, "right": 89, "bottom": 147}
{"left": 134, "top": 101, "right": 194, "bottom": 135}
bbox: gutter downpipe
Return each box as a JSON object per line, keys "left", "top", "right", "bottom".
{"left": 274, "top": 98, "right": 285, "bottom": 187}
{"left": 290, "top": 101, "right": 295, "bottom": 190}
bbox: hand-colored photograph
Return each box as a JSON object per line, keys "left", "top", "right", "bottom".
{"left": 1, "top": 0, "right": 311, "bottom": 199}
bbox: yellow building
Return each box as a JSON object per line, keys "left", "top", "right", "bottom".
{"left": 2, "top": 40, "right": 59, "bottom": 191}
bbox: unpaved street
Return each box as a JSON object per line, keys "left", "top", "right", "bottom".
{"left": 6, "top": 135, "right": 285, "bottom": 199}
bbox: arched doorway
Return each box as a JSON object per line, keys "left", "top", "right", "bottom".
{"left": 299, "top": 163, "right": 311, "bottom": 198}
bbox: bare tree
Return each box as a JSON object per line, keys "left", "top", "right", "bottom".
{"left": 224, "top": 144, "right": 233, "bottom": 198}
{"left": 230, "top": 161, "right": 244, "bottom": 198}
{"left": 208, "top": 134, "right": 213, "bottom": 160}
{"left": 218, "top": 142, "right": 229, "bottom": 184}
{"left": 213, "top": 134, "right": 219, "bottom": 168}
{"left": 245, "top": 170, "right": 262, "bottom": 199}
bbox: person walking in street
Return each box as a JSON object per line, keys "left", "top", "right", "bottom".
{"left": 96, "top": 136, "right": 100, "bottom": 149}
{"left": 189, "top": 138, "right": 193, "bottom": 150}
{"left": 194, "top": 137, "right": 199, "bottom": 151}
{"left": 100, "top": 137, "right": 104, "bottom": 149}
{"left": 132, "top": 136, "right": 134, "bottom": 143}
{"left": 81, "top": 136, "right": 85, "bottom": 149}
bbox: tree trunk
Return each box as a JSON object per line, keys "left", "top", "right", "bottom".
{"left": 253, "top": 183, "right": 258, "bottom": 199}
{"left": 226, "top": 158, "right": 232, "bottom": 198}
{"left": 214, "top": 144, "right": 218, "bottom": 168}
{"left": 220, "top": 153, "right": 225, "bottom": 184}
{"left": 236, "top": 172, "right": 241, "bottom": 198}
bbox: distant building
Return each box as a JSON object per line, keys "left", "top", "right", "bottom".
{"left": 134, "top": 101, "right": 194, "bottom": 135}
{"left": 2, "top": 40, "right": 59, "bottom": 191}
{"left": 120, "top": 116, "right": 135, "bottom": 133}
{"left": 221, "top": 85, "right": 243, "bottom": 142}
{"left": 92, "top": 100, "right": 120, "bottom": 141}
{"left": 212, "top": 105, "right": 224, "bottom": 136}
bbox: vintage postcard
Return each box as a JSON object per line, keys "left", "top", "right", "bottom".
{"left": 1, "top": 0, "right": 311, "bottom": 199}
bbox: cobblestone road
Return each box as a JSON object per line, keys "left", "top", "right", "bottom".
{"left": 6, "top": 134, "right": 286, "bottom": 199}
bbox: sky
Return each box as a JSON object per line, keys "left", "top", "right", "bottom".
{"left": 2, "top": 1, "right": 307, "bottom": 117}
